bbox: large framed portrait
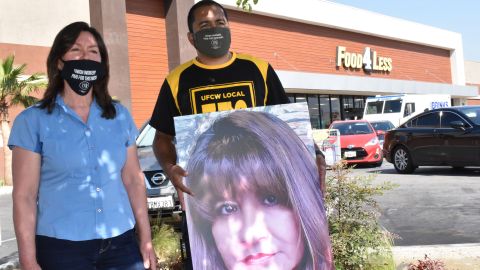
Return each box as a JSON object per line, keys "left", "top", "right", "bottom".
{"left": 175, "top": 102, "right": 333, "bottom": 270}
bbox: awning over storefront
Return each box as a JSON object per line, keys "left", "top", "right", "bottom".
{"left": 278, "top": 70, "right": 478, "bottom": 98}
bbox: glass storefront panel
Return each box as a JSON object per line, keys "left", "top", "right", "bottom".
{"left": 320, "top": 95, "right": 331, "bottom": 129}
{"left": 343, "top": 96, "right": 356, "bottom": 120}
{"left": 355, "top": 96, "right": 365, "bottom": 119}
{"left": 307, "top": 95, "right": 321, "bottom": 129}
{"left": 355, "top": 96, "right": 365, "bottom": 110}
{"left": 285, "top": 93, "right": 368, "bottom": 127}
{"left": 330, "top": 96, "right": 341, "bottom": 124}
{"left": 295, "top": 94, "right": 307, "bottom": 104}
{"left": 287, "top": 93, "right": 295, "bottom": 103}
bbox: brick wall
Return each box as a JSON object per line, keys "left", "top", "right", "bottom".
{"left": 126, "top": 0, "right": 169, "bottom": 127}
{"left": 228, "top": 10, "right": 452, "bottom": 84}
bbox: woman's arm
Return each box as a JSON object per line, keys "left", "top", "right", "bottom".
{"left": 121, "top": 146, "right": 157, "bottom": 270}
{"left": 12, "top": 147, "right": 41, "bottom": 270}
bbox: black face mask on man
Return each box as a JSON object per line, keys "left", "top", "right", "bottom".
{"left": 60, "top": 59, "right": 105, "bottom": 96}
{"left": 193, "top": 27, "right": 231, "bottom": 58}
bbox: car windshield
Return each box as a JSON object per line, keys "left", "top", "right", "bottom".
{"left": 136, "top": 124, "right": 155, "bottom": 148}
{"left": 456, "top": 107, "right": 480, "bottom": 125}
{"left": 371, "top": 121, "right": 394, "bottom": 131}
{"left": 330, "top": 122, "right": 374, "bottom": 135}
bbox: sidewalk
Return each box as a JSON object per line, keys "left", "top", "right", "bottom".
{"left": 393, "top": 243, "right": 480, "bottom": 270}
{"left": 0, "top": 186, "right": 12, "bottom": 196}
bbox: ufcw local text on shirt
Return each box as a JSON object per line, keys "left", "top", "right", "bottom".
{"left": 201, "top": 90, "right": 246, "bottom": 101}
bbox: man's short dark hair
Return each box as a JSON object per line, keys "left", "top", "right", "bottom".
{"left": 187, "top": 0, "right": 229, "bottom": 33}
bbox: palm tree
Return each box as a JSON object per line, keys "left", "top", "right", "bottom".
{"left": 0, "top": 54, "right": 46, "bottom": 185}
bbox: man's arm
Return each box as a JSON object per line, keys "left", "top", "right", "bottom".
{"left": 265, "top": 64, "right": 290, "bottom": 105}
{"left": 152, "top": 131, "right": 191, "bottom": 208}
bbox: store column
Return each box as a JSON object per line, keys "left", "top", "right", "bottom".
{"left": 164, "top": 0, "right": 196, "bottom": 71}
{"left": 89, "top": 0, "right": 132, "bottom": 110}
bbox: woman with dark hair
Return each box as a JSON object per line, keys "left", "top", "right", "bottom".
{"left": 9, "top": 22, "right": 156, "bottom": 270}
{"left": 185, "top": 110, "right": 334, "bottom": 270}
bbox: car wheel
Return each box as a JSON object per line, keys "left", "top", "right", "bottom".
{"left": 393, "top": 146, "right": 415, "bottom": 174}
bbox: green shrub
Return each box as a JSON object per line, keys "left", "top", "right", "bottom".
{"left": 151, "top": 220, "right": 182, "bottom": 269}
{"left": 326, "top": 161, "right": 396, "bottom": 270}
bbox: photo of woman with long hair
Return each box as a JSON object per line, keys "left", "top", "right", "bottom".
{"left": 182, "top": 109, "right": 334, "bottom": 270}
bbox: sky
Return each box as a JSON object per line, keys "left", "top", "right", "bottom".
{"left": 331, "top": 0, "right": 480, "bottom": 62}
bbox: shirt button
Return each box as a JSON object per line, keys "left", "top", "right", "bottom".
{"left": 96, "top": 187, "right": 101, "bottom": 192}
{"left": 97, "top": 209, "right": 102, "bottom": 213}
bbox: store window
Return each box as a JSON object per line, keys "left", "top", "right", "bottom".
{"left": 287, "top": 93, "right": 295, "bottom": 103}
{"left": 286, "top": 93, "right": 368, "bottom": 129}
{"left": 343, "top": 96, "right": 356, "bottom": 120}
{"left": 355, "top": 97, "right": 366, "bottom": 119}
{"left": 307, "top": 95, "right": 321, "bottom": 129}
{"left": 330, "top": 96, "right": 341, "bottom": 123}
{"left": 295, "top": 94, "right": 307, "bottom": 104}
{"left": 320, "top": 95, "right": 331, "bottom": 129}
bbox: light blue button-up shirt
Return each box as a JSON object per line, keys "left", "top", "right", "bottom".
{"left": 9, "top": 95, "right": 138, "bottom": 241}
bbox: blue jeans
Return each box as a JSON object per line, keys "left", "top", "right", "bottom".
{"left": 36, "top": 229, "right": 145, "bottom": 270}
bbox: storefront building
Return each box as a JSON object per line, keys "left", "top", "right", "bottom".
{"left": 1, "top": 0, "right": 478, "bottom": 130}
{"left": 465, "top": 60, "right": 480, "bottom": 105}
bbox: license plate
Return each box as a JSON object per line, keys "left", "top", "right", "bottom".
{"left": 345, "top": 151, "right": 357, "bottom": 158}
{"left": 147, "top": 196, "right": 174, "bottom": 210}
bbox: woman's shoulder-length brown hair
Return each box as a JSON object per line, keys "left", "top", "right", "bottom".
{"left": 39, "top": 21, "right": 116, "bottom": 119}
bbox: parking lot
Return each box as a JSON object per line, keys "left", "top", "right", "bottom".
{"left": 347, "top": 162, "right": 480, "bottom": 246}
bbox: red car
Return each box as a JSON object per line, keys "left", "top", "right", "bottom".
{"left": 329, "top": 120, "right": 383, "bottom": 166}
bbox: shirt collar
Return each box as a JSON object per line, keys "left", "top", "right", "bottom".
{"left": 193, "top": 51, "right": 236, "bottom": 70}
{"left": 55, "top": 94, "right": 101, "bottom": 123}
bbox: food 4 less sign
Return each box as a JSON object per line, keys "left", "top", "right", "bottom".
{"left": 336, "top": 46, "right": 392, "bottom": 72}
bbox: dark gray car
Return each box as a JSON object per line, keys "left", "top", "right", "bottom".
{"left": 383, "top": 106, "right": 480, "bottom": 173}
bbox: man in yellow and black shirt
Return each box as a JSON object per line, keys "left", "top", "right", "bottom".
{"left": 149, "top": 1, "right": 289, "bottom": 268}
{"left": 150, "top": 1, "right": 327, "bottom": 268}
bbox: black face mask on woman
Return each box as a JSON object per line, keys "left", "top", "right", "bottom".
{"left": 60, "top": 59, "right": 105, "bottom": 96}
{"left": 193, "top": 27, "right": 231, "bottom": 58}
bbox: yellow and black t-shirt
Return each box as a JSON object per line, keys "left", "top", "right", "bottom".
{"left": 150, "top": 52, "right": 289, "bottom": 135}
